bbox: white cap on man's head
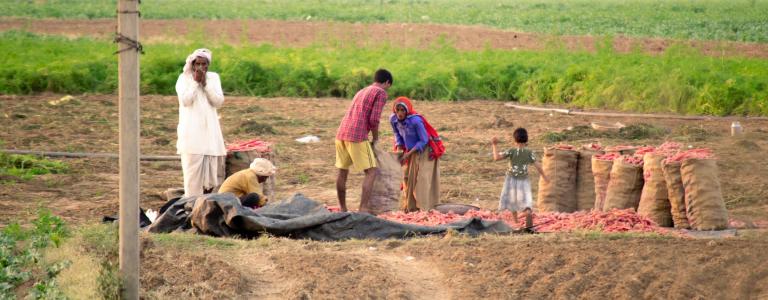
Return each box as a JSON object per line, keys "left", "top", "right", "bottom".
{"left": 183, "top": 48, "right": 213, "bottom": 73}
{"left": 250, "top": 158, "right": 276, "bottom": 176}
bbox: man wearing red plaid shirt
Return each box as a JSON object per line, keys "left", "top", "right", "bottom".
{"left": 335, "top": 69, "right": 393, "bottom": 213}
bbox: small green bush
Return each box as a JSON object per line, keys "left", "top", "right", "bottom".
{"left": 0, "top": 151, "right": 68, "bottom": 181}
{"left": 541, "top": 123, "right": 668, "bottom": 142}
{"left": 236, "top": 120, "right": 277, "bottom": 135}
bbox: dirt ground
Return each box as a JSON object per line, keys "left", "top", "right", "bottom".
{"left": 2, "top": 94, "right": 767, "bottom": 225}
{"left": 3, "top": 94, "right": 768, "bottom": 298}
{"left": 2, "top": 18, "right": 767, "bottom": 58}
{"left": 139, "top": 232, "right": 768, "bottom": 299}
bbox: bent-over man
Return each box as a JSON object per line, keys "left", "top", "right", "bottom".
{"left": 219, "top": 158, "right": 276, "bottom": 208}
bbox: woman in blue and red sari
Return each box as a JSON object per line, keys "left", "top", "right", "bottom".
{"left": 390, "top": 97, "right": 440, "bottom": 212}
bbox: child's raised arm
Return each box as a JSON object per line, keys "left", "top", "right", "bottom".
{"left": 491, "top": 137, "right": 503, "bottom": 161}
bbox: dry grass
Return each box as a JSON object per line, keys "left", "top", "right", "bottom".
{"left": 44, "top": 246, "right": 100, "bottom": 299}
{"left": 42, "top": 226, "right": 108, "bottom": 300}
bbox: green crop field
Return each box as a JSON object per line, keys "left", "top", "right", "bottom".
{"left": 2, "top": 32, "right": 766, "bottom": 116}
{"left": 1, "top": 0, "right": 767, "bottom": 42}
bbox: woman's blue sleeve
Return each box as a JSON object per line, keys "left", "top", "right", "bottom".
{"left": 390, "top": 114, "right": 405, "bottom": 147}
{"left": 412, "top": 117, "right": 429, "bottom": 152}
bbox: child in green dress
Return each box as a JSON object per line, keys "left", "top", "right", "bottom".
{"left": 491, "top": 128, "right": 548, "bottom": 222}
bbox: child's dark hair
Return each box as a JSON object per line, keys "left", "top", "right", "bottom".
{"left": 513, "top": 128, "right": 528, "bottom": 144}
{"left": 374, "top": 69, "right": 393, "bottom": 85}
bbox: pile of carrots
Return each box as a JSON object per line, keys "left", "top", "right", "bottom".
{"left": 226, "top": 139, "right": 271, "bottom": 153}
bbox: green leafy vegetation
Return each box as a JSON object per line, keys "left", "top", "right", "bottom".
{"left": 0, "top": 150, "right": 68, "bottom": 181}
{"left": 1, "top": 0, "right": 767, "bottom": 42}
{"left": 0, "top": 210, "right": 70, "bottom": 298}
{"left": 617, "top": 124, "right": 669, "bottom": 140}
{"left": 2, "top": 32, "right": 767, "bottom": 116}
{"left": 542, "top": 126, "right": 604, "bottom": 143}
{"left": 236, "top": 120, "right": 277, "bottom": 135}
{"left": 674, "top": 125, "right": 717, "bottom": 142}
{"left": 541, "top": 123, "right": 669, "bottom": 142}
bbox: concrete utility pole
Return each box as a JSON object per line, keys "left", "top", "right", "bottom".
{"left": 117, "top": 0, "right": 140, "bottom": 298}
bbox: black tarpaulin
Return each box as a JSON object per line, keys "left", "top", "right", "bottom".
{"left": 147, "top": 193, "right": 511, "bottom": 241}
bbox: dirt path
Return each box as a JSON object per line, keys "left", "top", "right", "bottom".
{"left": 136, "top": 234, "right": 460, "bottom": 299}
{"left": 374, "top": 251, "right": 453, "bottom": 300}
{"left": 236, "top": 252, "right": 286, "bottom": 299}
{"left": 2, "top": 18, "right": 767, "bottom": 58}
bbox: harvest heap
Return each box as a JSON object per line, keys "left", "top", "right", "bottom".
{"left": 375, "top": 141, "right": 729, "bottom": 233}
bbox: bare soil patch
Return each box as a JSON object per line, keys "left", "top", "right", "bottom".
{"left": 399, "top": 235, "right": 768, "bottom": 299}
{"left": 1, "top": 18, "right": 767, "bottom": 58}
{"left": 139, "top": 234, "right": 768, "bottom": 299}
{"left": 140, "top": 238, "right": 247, "bottom": 299}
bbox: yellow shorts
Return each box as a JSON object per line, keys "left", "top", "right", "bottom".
{"left": 335, "top": 140, "right": 377, "bottom": 172}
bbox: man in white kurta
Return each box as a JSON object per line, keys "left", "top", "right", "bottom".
{"left": 176, "top": 48, "right": 227, "bottom": 197}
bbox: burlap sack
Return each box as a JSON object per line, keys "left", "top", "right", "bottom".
{"left": 637, "top": 153, "right": 673, "bottom": 227}
{"left": 576, "top": 149, "right": 601, "bottom": 211}
{"left": 225, "top": 149, "right": 277, "bottom": 199}
{"left": 369, "top": 145, "right": 402, "bottom": 215}
{"left": 190, "top": 194, "right": 236, "bottom": 237}
{"left": 591, "top": 157, "right": 613, "bottom": 211}
{"left": 662, "top": 161, "right": 690, "bottom": 229}
{"left": 681, "top": 158, "right": 728, "bottom": 230}
{"left": 537, "top": 147, "right": 578, "bottom": 212}
{"left": 603, "top": 158, "right": 644, "bottom": 211}
{"left": 163, "top": 187, "right": 185, "bottom": 201}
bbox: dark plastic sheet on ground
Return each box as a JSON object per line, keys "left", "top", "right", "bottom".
{"left": 147, "top": 193, "right": 511, "bottom": 241}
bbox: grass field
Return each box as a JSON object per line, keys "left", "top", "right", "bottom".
{"left": 2, "top": 32, "right": 767, "bottom": 116}
{"left": 1, "top": 0, "right": 767, "bottom": 42}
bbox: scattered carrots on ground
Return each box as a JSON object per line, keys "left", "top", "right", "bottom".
{"left": 553, "top": 144, "right": 576, "bottom": 150}
{"left": 665, "top": 148, "right": 715, "bottom": 163}
{"left": 226, "top": 139, "right": 271, "bottom": 152}
{"left": 729, "top": 219, "right": 768, "bottom": 229}
{"left": 322, "top": 207, "right": 676, "bottom": 235}
{"left": 634, "top": 146, "right": 656, "bottom": 155}
{"left": 658, "top": 141, "right": 683, "bottom": 151}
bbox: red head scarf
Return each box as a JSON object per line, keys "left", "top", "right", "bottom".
{"left": 392, "top": 96, "right": 417, "bottom": 115}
